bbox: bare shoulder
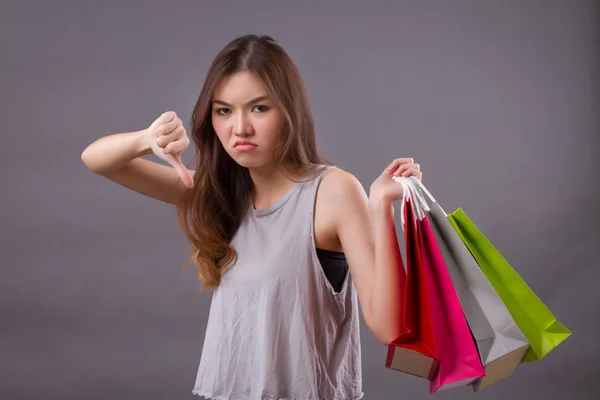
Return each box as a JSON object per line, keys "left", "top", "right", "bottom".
{"left": 318, "top": 167, "right": 368, "bottom": 205}
{"left": 313, "top": 167, "right": 369, "bottom": 251}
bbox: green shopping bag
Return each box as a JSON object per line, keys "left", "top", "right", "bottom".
{"left": 447, "top": 208, "right": 571, "bottom": 362}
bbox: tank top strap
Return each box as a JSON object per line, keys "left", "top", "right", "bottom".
{"left": 302, "top": 164, "right": 337, "bottom": 197}
{"left": 285, "top": 164, "right": 337, "bottom": 219}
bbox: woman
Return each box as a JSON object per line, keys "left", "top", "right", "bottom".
{"left": 81, "top": 34, "right": 422, "bottom": 400}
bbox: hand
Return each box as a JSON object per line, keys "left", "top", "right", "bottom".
{"left": 369, "top": 157, "right": 422, "bottom": 205}
{"left": 145, "top": 111, "right": 194, "bottom": 188}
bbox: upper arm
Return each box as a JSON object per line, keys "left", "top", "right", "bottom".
{"left": 322, "top": 169, "right": 376, "bottom": 328}
{"left": 97, "top": 157, "right": 195, "bottom": 205}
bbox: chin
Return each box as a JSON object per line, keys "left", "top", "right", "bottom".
{"left": 231, "top": 157, "right": 277, "bottom": 172}
{"left": 230, "top": 156, "right": 266, "bottom": 169}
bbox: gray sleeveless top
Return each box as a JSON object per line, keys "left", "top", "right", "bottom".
{"left": 192, "top": 165, "right": 363, "bottom": 400}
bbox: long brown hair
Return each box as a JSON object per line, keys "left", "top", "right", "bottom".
{"left": 177, "top": 34, "right": 332, "bottom": 290}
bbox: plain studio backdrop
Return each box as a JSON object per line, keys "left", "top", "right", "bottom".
{"left": 1, "top": 0, "right": 598, "bottom": 399}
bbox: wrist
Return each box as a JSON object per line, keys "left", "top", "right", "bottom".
{"left": 368, "top": 195, "right": 394, "bottom": 217}
{"left": 134, "top": 129, "right": 153, "bottom": 156}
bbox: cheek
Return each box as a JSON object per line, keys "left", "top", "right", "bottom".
{"left": 212, "top": 118, "right": 228, "bottom": 142}
{"left": 258, "top": 115, "right": 286, "bottom": 144}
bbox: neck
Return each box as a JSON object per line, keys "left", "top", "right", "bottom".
{"left": 248, "top": 165, "right": 300, "bottom": 210}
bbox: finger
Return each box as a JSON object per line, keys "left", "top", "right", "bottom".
{"left": 162, "top": 137, "right": 189, "bottom": 154}
{"left": 394, "top": 163, "right": 419, "bottom": 177}
{"left": 157, "top": 118, "right": 180, "bottom": 137}
{"left": 164, "top": 153, "right": 194, "bottom": 188}
{"left": 161, "top": 111, "right": 177, "bottom": 124}
{"left": 385, "top": 157, "right": 414, "bottom": 174}
{"left": 156, "top": 126, "right": 185, "bottom": 148}
{"left": 401, "top": 167, "right": 423, "bottom": 179}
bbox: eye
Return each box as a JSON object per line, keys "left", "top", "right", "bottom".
{"left": 215, "top": 108, "right": 230, "bottom": 115}
{"left": 253, "top": 105, "right": 269, "bottom": 113}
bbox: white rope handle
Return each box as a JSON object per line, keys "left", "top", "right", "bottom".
{"left": 408, "top": 176, "right": 434, "bottom": 204}
{"left": 407, "top": 176, "right": 447, "bottom": 215}
{"left": 394, "top": 176, "right": 428, "bottom": 220}
{"left": 391, "top": 175, "right": 427, "bottom": 221}
{"left": 410, "top": 178, "right": 430, "bottom": 216}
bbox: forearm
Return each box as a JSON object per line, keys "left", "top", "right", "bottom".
{"left": 81, "top": 129, "right": 152, "bottom": 173}
{"left": 368, "top": 197, "right": 404, "bottom": 344}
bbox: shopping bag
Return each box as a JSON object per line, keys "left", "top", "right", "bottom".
{"left": 397, "top": 178, "right": 485, "bottom": 392}
{"left": 447, "top": 208, "right": 571, "bottom": 362}
{"left": 385, "top": 195, "right": 439, "bottom": 380}
{"left": 407, "top": 177, "right": 530, "bottom": 391}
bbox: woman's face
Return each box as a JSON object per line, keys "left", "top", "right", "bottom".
{"left": 211, "top": 70, "right": 286, "bottom": 170}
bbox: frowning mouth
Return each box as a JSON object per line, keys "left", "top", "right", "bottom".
{"left": 234, "top": 140, "right": 257, "bottom": 151}
{"left": 234, "top": 140, "right": 257, "bottom": 147}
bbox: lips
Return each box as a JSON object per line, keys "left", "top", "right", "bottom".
{"left": 234, "top": 140, "right": 257, "bottom": 147}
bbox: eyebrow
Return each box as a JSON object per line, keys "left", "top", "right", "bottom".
{"left": 212, "top": 95, "right": 271, "bottom": 107}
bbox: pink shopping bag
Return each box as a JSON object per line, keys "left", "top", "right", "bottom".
{"left": 400, "top": 177, "right": 486, "bottom": 392}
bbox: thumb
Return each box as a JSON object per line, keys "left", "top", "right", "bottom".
{"left": 165, "top": 153, "right": 194, "bottom": 188}
{"left": 380, "top": 166, "right": 395, "bottom": 179}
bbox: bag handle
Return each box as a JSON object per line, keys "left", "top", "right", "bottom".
{"left": 406, "top": 176, "right": 448, "bottom": 216}
{"left": 391, "top": 175, "right": 429, "bottom": 222}
{"left": 408, "top": 176, "right": 435, "bottom": 205}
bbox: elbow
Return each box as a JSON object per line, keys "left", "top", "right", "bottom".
{"left": 80, "top": 148, "right": 93, "bottom": 170}
{"left": 365, "top": 318, "right": 398, "bottom": 346}
{"left": 374, "top": 331, "right": 397, "bottom": 346}
{"left": 81, "top": 147, "right": 101, "bottom": 174}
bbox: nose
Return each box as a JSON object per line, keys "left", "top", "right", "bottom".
{"left": 232, "top": 111, "right": 252, "bottom": 137}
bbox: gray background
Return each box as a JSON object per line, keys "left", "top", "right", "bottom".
{"left": 1, "top": 0, "right": 598, "bottom": 399}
